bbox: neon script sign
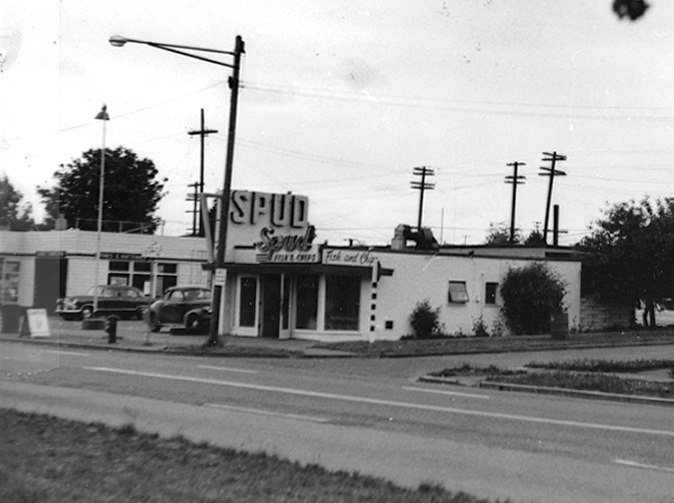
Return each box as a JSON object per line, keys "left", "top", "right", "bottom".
{"left": 255, "top": 226, "right": 317, "bottom": 263}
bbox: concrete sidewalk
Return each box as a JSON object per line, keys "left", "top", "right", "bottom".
{"left": 0, "top": 316, "right": 355, "bottom": 358}
{"left": 2, "top": 315, "right": 674, "bottom": 359}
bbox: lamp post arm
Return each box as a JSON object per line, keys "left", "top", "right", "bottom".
{"left": 148, "top": 43, "right": 235, "bottom": 68}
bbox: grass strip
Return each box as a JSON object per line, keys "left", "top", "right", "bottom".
{"left": 526, "top": 358, "right": 674, "bottom": 374}
{"left": 485, "top": 371, "right": 674, "bottom": 399}
{"left": 313, "top": 331, "right": 674, "bottom": 358}
{"left": 0, "top": 409, "right": 510, "bottom": 503}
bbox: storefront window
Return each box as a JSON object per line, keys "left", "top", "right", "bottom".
{"left": 295, "top": 275, "right": 318, "bottom": 329}
{"left": 107, "top": 260, "right": 177, "bottom": 295}
{"left": 325, "top": 275, "right": 360, "bottom": 331}
{"left": 239, "top": 277, "right": 257, "bottom": 327}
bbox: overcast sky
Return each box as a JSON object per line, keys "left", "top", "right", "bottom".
{"left": 1, "top": 1, "right": 673, "bottom": 246}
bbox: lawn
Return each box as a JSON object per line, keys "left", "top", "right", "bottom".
{"left": 313, "top": 330, "right": 674, "bottom": 358}
{"left": 0, "top": 409, "right": 510, "bottom": 503}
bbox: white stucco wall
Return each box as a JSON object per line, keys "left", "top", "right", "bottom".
{"left": 371, "top": 250, "right": 581, "bottom": 339}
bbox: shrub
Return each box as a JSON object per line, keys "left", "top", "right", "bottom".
{"left": 472, "top": 317, "right": 490, "bottom": 337}
{"left": 409, "top": 300, "right": 444, "bottom": 339}
{"left": 499, "top": 262, "right": 566, "bottom": 335}
{"left": 491, "top": 318, "right": 506, "bottom": 337}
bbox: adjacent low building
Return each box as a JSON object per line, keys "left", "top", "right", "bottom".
{"left": 0, "top": 229, "right": 209, "bottom": 327}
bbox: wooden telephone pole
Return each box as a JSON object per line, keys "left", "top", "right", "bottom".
{"left": 410, "top": 166, "right": 435, "bottom": 229}
{"left": 505, "top": 161, "right": 526, "bottom": 244}
{"left": 539, "top": 151, "right": 566, "bottom": 244}
{"left": 188, "top": 108, "right": 218, "bottom": 236}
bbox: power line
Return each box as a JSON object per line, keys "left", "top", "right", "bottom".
{"left": 242, "top": 81, "right": 674, "bottom": 113}
{"left": 242, "top": 81, "right": 674, "bottom": 121}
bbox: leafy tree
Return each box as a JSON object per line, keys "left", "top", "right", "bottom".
{"left": 38, "top": 147, "right": 166, "bottom": 233}
{"left": 0, "top": 174, "right": 36, "bottom": 231}
{"left": 523, "top": 229, "right": 546, "bottom": 247}
{"left": 484, "top": 222, "right": 521, "bottom": 246}
{"left": 485, "top": 223, "right": 549, "bottom": 247}
{"left": 500, "top": 262, "right": 566, "bottom": 335}
{"left": 577, "top": 197, "right": 674, "bottom": 323}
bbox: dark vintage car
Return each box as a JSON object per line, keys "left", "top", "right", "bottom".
{"left": 56, "top": 285, "right": 153, "bottom": 320}
{"left": 146, "top": 286, "right": 212, "bottom": 333}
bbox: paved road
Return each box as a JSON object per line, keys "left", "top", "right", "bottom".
{"left": 1, "top": 341, "right": 673, "bottom": 503}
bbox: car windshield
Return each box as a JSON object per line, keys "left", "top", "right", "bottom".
{"left": 86, "top": 286, "right": 106, "bottom": 297}
{"left": 162, "top": 288, "right": 210, "bottom": 301}
{"left": 184, "top": 289, "right": 209, "bottom": 300}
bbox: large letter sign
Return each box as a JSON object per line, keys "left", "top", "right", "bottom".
{"left": 228, "top": 190, "right": 317, "bottom": 263}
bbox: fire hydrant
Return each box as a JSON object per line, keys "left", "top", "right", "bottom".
{"left": 105, "top": 315, "right": 120, "bottom": 344}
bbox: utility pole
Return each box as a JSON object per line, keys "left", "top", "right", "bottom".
{"left": 505, "top": 161, "right": 526, "bottom": 244}
{"left": 185, "top": 182, "right": 199, "bottom": 235}
{"left": 207, "top": 35, "right": 245, "bottom": 348}
{"left": 410, "top": 166, "right": 435, "bottom": 229}
{"left": 538, "top": 151, "right": 566, "bottom": 244}
{"left": 188, "top": 108, "right": 218, "bottom": 236}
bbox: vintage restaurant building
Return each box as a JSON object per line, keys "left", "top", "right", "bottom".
{"left": 0, "top": 189, "right": 582, "bottom": 339}
{"left": 213, "top": 190, "right": 581, "bottom": 341}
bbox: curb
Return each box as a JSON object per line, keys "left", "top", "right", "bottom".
{"left": 0, "top": 335, "right": 357, "bottom": 359}
{"left": 366, "top": 338, "right": 674, "bottom": 358}
{"left": 418, "top": 375, "right": 674, "bottom": 407}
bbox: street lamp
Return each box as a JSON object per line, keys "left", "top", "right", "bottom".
{"left": 93, "top": 104, "right": 109, "bottom": 317}
{"left": 110, "top": 35, "right": 245, "bottom": 347}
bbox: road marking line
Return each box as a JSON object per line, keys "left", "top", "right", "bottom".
{"left": 84, "top": 367, "right": 674, "bottom": 438}
{"left": 44, "top": 350, "right": 90, "bottom": 357}
{"left": 403, "top": 386, "right": 489, "bottom": 400}
{"left": 198, "top": 365, "right": 258, "bottom": 374}
{"left": 613, "top": 459, "right": 674, "bottom": 473}
{"left": 204, "top": 403, "right": 328, "bottom": 423}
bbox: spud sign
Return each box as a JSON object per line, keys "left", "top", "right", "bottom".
{"left": 229, "top": 191, "right": 317, "bottom": 263}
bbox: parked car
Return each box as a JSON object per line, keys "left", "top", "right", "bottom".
{"left": 146, "top": 286, "right": 212, "bottom": 333}
{"left": 56, "top": 285, "right": 153, "bottom": 320}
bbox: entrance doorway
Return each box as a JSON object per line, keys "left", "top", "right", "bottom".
{"left": 261, "top": 274, "right": 281, "bottom": 338}
{"left": 34, "top": 256, "right": 68, "bottom": 313}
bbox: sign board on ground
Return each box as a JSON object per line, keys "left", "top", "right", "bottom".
{"left": 19, "top": 308, "right": 51, "bottom": 338}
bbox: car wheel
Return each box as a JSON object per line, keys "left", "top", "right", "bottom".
{"left": 81, "top": 306, "right": 94, "bottom": 320}
{"left": 149, "top": 313, "right": 161, "bottom": 333}
{"left": 185, "top": 313, "right": 202, "bottom": 333}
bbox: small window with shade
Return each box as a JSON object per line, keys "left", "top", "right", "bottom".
{"left": 448, "top": 281, "right": 469, "bottom": 304}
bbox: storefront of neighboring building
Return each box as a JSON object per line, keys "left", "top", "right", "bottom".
{"left": 214, "top": 190, "right": 582, "bottom": 341}
{"left": 0, "top": 229, "right": 209, "bottom": 315}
